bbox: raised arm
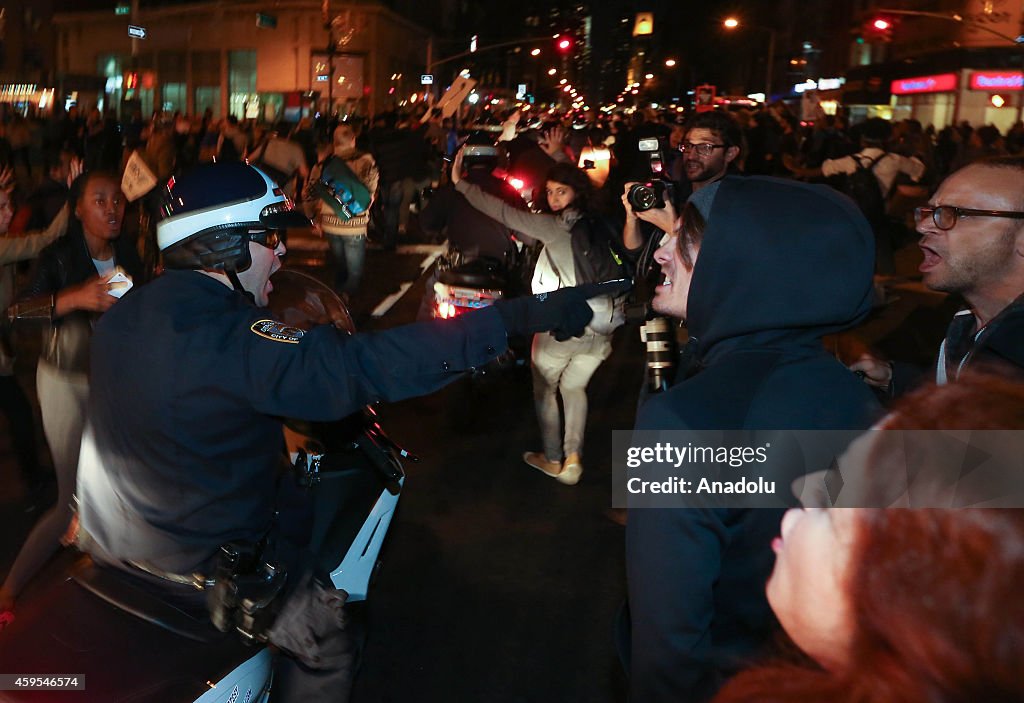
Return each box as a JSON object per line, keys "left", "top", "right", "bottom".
{"left": 0, "top": 205, "right": 70, "bottom": 265}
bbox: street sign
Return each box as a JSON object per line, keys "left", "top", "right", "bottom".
{"left": 256, "top": 13, "right": 278, "bottom": 29}
{"left": 128, "top": 25, "right": 147, "bottom": 39}
{"left": 115, "top": 4, "right": 130, "bottom": 15}
{"left": 695, "top": 84, "right": 716, "bottom": 113}
{"left": 420, "top": 74, "right": 434, "bottom": 85}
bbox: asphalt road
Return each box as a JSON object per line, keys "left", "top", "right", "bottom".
{"left": 291, "top": 239, "right": 639, "bottom": 703}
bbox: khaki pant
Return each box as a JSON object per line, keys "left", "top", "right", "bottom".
{"left": 530, "top": 330, "right": 612, "bottom": 461}
{"left": 2, "top": 361, "right": 87, "bottom": 598}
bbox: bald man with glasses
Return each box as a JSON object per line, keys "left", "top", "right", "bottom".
{"left": 852, "top": 155, "right": 1024, "bottom": 391}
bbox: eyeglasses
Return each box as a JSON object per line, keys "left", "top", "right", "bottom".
{"left": 678, "top": 142, "right": 727, "bottom": 157}
{"left": 248, "top": 229, "right": 283, "bottom": 249}
{"left": 914, "top": 205, "right": 1024, "bottom": 231}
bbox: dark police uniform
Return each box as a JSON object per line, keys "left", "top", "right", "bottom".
{"left": 78, "top": 268, "right": 507, "bottom": 575}
{"left": 76, "top": 268, "right": 509, "bottom": 701}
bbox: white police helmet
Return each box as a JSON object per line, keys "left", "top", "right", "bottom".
{"left": 158, "top": 162, "right": 310, "bottom": 273}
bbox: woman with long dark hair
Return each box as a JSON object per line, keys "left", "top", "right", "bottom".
{"left": 715, "top": 374, "right": 1024, "bottom": 703}
{"left": 0, "top": 171, "right": 146, "bottom": 620}
{"left": 451, "top": 153, "right": 622, "bottom": 485}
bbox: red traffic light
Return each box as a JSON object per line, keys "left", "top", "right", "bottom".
{"left": 557, "top": 38, "right": 572, "bottom": 52}
{"left": 865, "top": 16, "right": 894, "bottom": 41}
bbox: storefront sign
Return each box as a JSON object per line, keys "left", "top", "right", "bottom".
{"left": 970, "top": 71, "right": 1023, "bottom": 91}
{"left": 891, "top": 73, "right": 957, "bottom": 95}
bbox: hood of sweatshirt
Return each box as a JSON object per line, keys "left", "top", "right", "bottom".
{"left": 686, "top": 176, "right": 874, "bottom": 363}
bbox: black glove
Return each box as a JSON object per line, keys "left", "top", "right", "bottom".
{"left": 494, "top": 279, "right": 633, "bottom": 341}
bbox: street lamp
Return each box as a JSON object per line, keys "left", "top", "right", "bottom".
{"left": 664, "top": 58, "right": 677, "bottom": 67}
{"left": 723, "top": 17, "right": 777, "bottom": 101}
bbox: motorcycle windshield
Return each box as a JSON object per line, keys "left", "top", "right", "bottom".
{"left": 266, "top": 268, "right": 355, "bottom": 334}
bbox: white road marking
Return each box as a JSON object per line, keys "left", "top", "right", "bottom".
{"left": 417, "top": 242, "right": 447, "bottom": 273}
{"left": 369, "top": 242, "right": 446, "bottom": 318}
{"left": 395, "top": 243, "right": 445, "bottom": 256}
{"left": 371, "top": 282, "right": 415, "bottom": 318}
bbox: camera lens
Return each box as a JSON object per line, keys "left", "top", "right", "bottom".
{"left": 642, "top": 317, "right": 676, "bottom": 392}
{"left": 628, "top": 183, "right": 657, "bottom": 212}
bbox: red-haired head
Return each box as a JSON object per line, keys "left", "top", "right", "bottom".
{"left": 717, "top": 373, "right": 1024, "bottom": 703}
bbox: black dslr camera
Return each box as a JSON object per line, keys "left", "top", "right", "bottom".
{"left": 627, "top": 136, "right": 674, "bottom": 212}
{"left": 626, "top": 180, "right": 668, "bottom": 212}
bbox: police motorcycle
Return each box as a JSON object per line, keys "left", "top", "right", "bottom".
{"left": 0, "top": 270, "right": 409, "bottom": 703}
{"left": 430, "top": 137, "right": 534, "bottom": 324}
{"left": 432, "top": 253, "right": 513, "bottom": 321}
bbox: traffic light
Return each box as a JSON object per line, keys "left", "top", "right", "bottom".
{"left": 865, "top": 15, "right": 894, "bottom": 42}
{"left": 555, "top": 35, "right": 573, "bottom": 53}
{"left": 124, "top": 72, "right": 139, "bottom": 91}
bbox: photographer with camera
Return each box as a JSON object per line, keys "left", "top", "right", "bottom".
{"left": 622, "top": 111, "right": 742, "bottom": 252}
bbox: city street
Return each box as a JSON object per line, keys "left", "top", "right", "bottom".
{"left": 0, "top": 0, "right": 1018, "bottom": 698}
{"left": 0, "top": 234, "right": 954, "bottom": 702}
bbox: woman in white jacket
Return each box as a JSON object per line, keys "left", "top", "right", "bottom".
{"left": 452, "top": 155, "right": 621, "bottom": 485}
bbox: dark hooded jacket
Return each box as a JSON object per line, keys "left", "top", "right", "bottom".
{"left": 624, "top": 176, "right": 882, "bottom": 703}
{"left": 891, "top": 292, "right": 1024, "bottom": 394}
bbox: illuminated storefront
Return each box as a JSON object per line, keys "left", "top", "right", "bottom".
{"left": 0, "top": 84, "right": 55, "bottom": 114}
{"left": 891, "top": 72, "right": 958, "bottom": 128}
{"left": 891, "top": 69, "right": 1023, "bottom": 130}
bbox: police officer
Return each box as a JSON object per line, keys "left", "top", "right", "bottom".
{"left": 75, "top": 162, "right": 612, "bottom": 702}
{"left": 416, "top": 132, "right": 528, "bottom": 319}
{"left": 420, "top": 132, "right": 526, "bottom": 261}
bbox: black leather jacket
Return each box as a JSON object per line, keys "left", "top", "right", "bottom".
{"left": 13, "top": 229, "right": 145, "bottom": 373}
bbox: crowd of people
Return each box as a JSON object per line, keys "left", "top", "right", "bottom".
{"left": 0, "top": 96, "right": 1022, "bottom": 702}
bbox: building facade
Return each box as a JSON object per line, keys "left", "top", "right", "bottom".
{"left": 840, "top": 0, "right": 1024, "bottom": 128}
{"left": 53, "top": 0, "right": 434, "bottom": 119}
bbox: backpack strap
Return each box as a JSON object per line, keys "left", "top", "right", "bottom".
{"left": 852, "top": 151, "right": 887, "bottom": 171}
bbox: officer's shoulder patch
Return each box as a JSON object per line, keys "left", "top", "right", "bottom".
{"left": 250, "top": 319, "right": 305, "bottom": 344}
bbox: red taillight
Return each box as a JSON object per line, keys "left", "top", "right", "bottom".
{"left": 436, "top": 301, "right": 461, "bottom": 319}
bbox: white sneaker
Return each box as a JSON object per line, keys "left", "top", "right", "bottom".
{"left": 556, "top": 453, "right": 583, "bottom": 485}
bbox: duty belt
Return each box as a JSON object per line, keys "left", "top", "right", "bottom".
{"left": 128, "top": 559, "right": 214, "bottom": 590}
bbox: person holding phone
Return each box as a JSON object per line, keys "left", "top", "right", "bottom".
{"left": 0, "top": 170, "right": 146, "bottom": 619}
